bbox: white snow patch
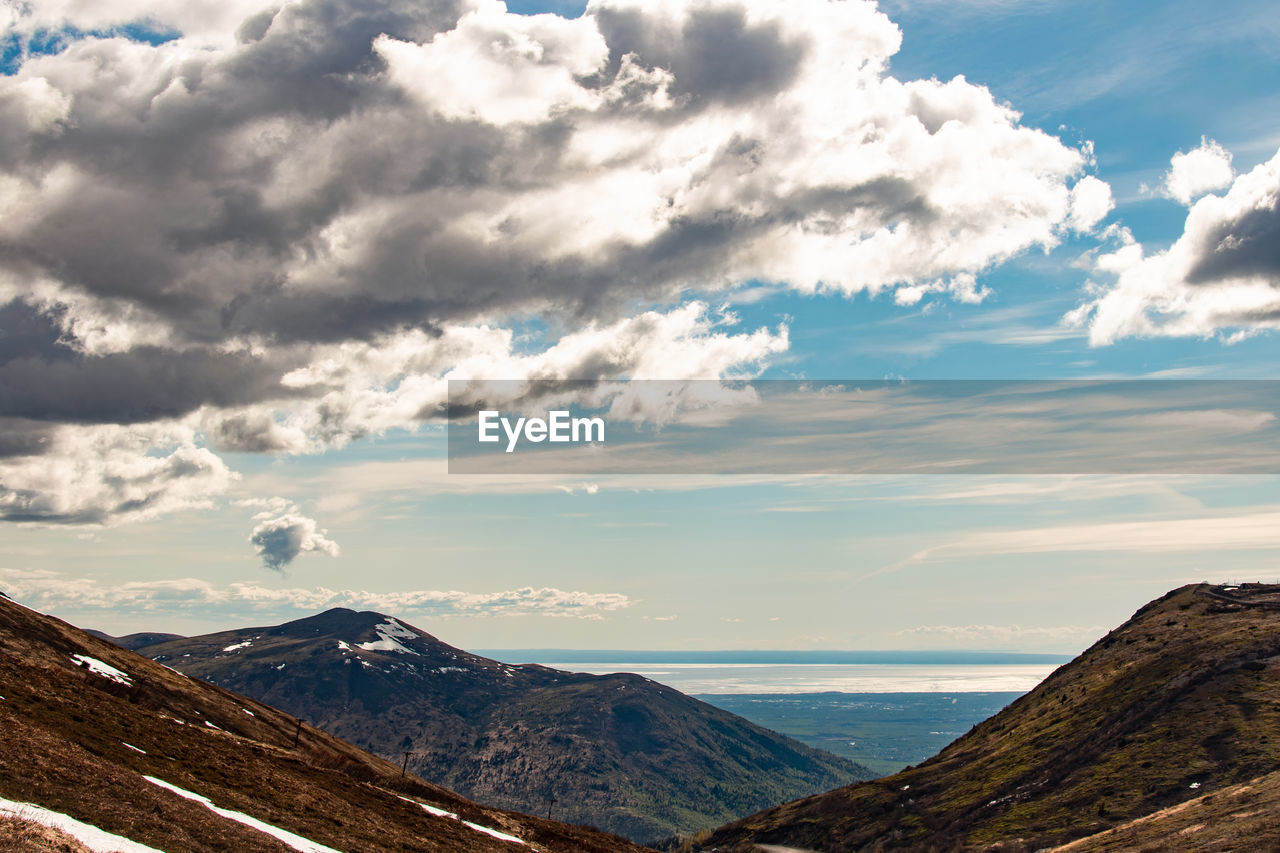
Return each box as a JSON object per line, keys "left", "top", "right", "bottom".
{"left": 221, "top": 641, "right": 253, "bottom": 653}
{"left": 204, "top": 721, "right": 223, "bottom": 731}
{"left": 274, "top": 663, "right": 286, "bottom": 670}
{"left": 463, "top": 820, "right": 525, "bottom": 845}
{"left": 376, "top": 618, "right": 417, "bottom": 639}
{"left": 397, "top": 797, "right": 525, "bottom": 845}
{"left": 0, "top": 795, "right": 164, "bottom": 852}
{"left": 242, "top": 708, "right": 255, "bottom": 717}
{"left": 122, "top": 743, "right": 146, "bottom": 754}
{"left": 336, "top": 641, "right": 351, "bottom": 651}
{"left": 143, "top": 777, "right": 343, "bottom": 853}
{"left": 356, "top": 620, "right": 422, "bottom": 656}
{"left": 356, "top": 636, "right": 418, "bottom": 655}
{"left": 71, "top": 655, "right": 132, "bottom": 686}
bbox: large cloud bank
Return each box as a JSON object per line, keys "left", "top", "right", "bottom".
{"left": 0, "top": 0, "right": 1102, "bottom": 525}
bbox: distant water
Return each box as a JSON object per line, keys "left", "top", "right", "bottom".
{"left": 482, "top": 659, "right": 1062, "bottom": 693}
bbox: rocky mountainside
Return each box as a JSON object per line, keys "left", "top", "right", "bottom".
{"left": 0, "top": 592, "right": 650, "bottom": 853}
{"left": 127, "top": 608, "right": 868, "bottom": 842}
{"left": 705, "top": 582, "right": 1280, "bottom": 851}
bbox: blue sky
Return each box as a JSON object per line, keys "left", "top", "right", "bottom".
{"left": 2, "top": 0, "right": 1279, "bottom": 651}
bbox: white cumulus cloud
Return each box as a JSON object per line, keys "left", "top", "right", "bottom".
{"left": 1162, "top": 137, "right": 1235, "bottom": 205}
{"left": 1072, "top": 144, "right": 1280, "bottom": 344}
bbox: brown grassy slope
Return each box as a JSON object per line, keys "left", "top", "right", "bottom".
{"left": 0, "top": 815, "right": 96, "bottom": 853}
{"left": 0, "top": 594, "right": 650, "bottom": 853}
{"left": 1044, "top": 768, "right": 1280, "bottom": 852}
{"left": 705, "top": 582, "right": 1280, "bottom": 852}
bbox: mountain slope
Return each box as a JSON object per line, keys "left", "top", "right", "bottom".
{"left": 133, "top": 609, "right": 868, "bottom": 841}
{"left": 705, "top": 582, "right": 1280, "bottom": 852}
{"left": 0, "top": 592, "right": 649, "bottom": 853}
{"left": 1044, "top": 768, "right": 1280, "bottom": 852}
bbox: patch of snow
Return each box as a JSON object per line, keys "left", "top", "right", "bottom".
{"left": 1189, "top": 781, "right": 1201, "bottom": 789}
{"left": 274, "top": 663, "right": 286, "bottom": 670}
{"left": 359, "top": 660, "right": 373, "bottom": 668}
{"left": 160, "top": 664, "right": 188, "bottom": 678}
{"left": 397, "top": 797, "right": 524, "bottom": 845}
{"left": 142, "top": 777, "right": 342, "bottom": 853}
{"left": 242, "top": 708, "right": 255, "bottom": 717}
{"left": 0, "top": 795, "right": 164, "bottom": 852}
{"left": 122, "top": 743, "right": 146, "bottom": 754}
{"left": 463, "top": 820, "right": 525, "bottom": 845}
{"left": 204, "top": 721, "right": 224, "bottom": 731}
{"left": 376, "top": 618, "right": 417, "bottom": 640}
{"left": 356, "top": 637, "right": 419, "bottom": 656}
{"left": 356, "top": 620, "right": 422, "bottom": 656}
{"left": 336, "top": 641, "right": 351, "bottom": 651}
{"left": 71, "top": 655, "right": 132, "bottom": 686}
{"left": 221, "top": 641, "right": 253, "bottom": 653}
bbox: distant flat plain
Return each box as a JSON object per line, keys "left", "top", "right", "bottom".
{"left": 475, "top": 651, "right": 1069, "bottom": 776}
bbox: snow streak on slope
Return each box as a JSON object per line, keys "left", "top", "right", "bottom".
{"left": 143, "top": 776, "right": 343, "bottom": 853}
{"left": 0, "top": 796, "right": 164, "bottom": 853}
{"left": 398, "top": 796, "right": 526, "bottom": 845}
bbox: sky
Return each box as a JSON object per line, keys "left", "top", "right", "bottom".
{"left": 2, "top": 0, "right": 1280, "bottom": 651}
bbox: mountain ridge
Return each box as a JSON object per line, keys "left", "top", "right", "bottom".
{"left": 132, "top": 607, "right": 869, "bottom": 842}
{"left": 704, "top": 582, "right": 1280, "bottom": 851}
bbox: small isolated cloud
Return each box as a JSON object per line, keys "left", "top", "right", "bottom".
{"left": 247, "top": 500, "right": 339, "bottom": 570}
{"left": 1072, "top": 143, "right": 1280, "bottom": 344}
{"left": 1163, "top": 137, "right": 1235, "bottom": 205}
{"left": 0, "top": 568, "right": 633, "bottom": 620}
{"left": 1067, "top": 175, "right": 1114, "bottom": 232}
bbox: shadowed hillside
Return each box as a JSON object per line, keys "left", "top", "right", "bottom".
{"left": 706, "top": 583, "right": 1280, "bottom": 852}
{"left": 0, "top": 592, "right": 650, "bottom": 853}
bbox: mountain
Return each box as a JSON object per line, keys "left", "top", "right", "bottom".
{"left": 0, "top": 592, "right": 649, "bottom": 852}
{"left": 130, "top": 608, "right": 868, "bottom": 842}
{"left": 86, "top": 629, "right": 186, "bottom": 650}
{"left": 704, "top": 582, "right": 1280, "bottom": 852}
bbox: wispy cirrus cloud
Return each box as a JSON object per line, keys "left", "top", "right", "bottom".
{"left": 862, "top": 508, "right": 1280, "bottom": 585}
{"left": 892, "top": 623, "right": 1107, "bottom": 647}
